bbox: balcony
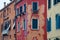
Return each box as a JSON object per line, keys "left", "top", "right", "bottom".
{"left": 2, "top": 25, "right": 10, "bottom": 36}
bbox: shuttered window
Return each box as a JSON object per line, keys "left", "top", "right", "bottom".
{"left": 56, "top": 14, "right": 60, "bottom": 29}
{"left": 47, "top": 18, "right": 51, "bottom": 32}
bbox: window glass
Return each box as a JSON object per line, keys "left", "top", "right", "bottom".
{"left": 57, "top": 0, "right": 60, "bottom": 2}
{"left": 24, "top": 4, "right": 26, "bottom": 12}
{"left": 47, "top": 18, "right": 51, "bottom": 32}
{"left": 54, "top": 0, "right": 57, "bottom": 5}
{"left": 4, "top": 21, "right": 10, "bottom": 30}
{"left": 16, "top": 8, "right": 19, "bottom": 16}
{"left": 17, "top": 22, "right": 20, "bottom": 32}
{"left": 54, "top": 0, "right": 60, "bottom": 5}
{"left": 48, "top": 0, "right": 51, "bottom": 9}
{"left": 23, "top": 20, "right": 26, "bottom": 30}
{"left": 32, "top": 19, "right": 38, "bottom": 30}
{"left": 56, "top": 14, "right": 60, "bottom": 29}
{"left": 32, "top": 2, "right": 38, "bottom": 11}
{"left": 20, "top": 6, "right": 22, "bottom": 13}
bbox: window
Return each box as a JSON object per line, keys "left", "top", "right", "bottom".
{"left": 56, "top": 14, "right": 60, "bottom": 29}
{"left": 54, "top": 0, "right": 60, "bottom": 5}
{"left": 20, "top": 6, "right": 22, "bottom": 14}
{"left": 54, "top": 0, "right": 57, "bottom": 5}
{"left": 23, "top": 20, "right": 26, "bottom": 30}
{"left": 54, "top": 38, "right": 60, "bottom": 40}
{"left": 49, "top": 39, "right": 51, "bottom": 40}
{"left": 16, "top": 8, "right": 19, "bottom": 16}
{"left": 47, "top": 18, "right": 51, "bottom": 32}
{"left": 32, "top": 19, "right": 38, "bottom": 30}
{"left": 57, "top": 0, "right": 60, "bottom": 2}
{"left": 17, "top": 22, "right": 20, "bottom": 32}
{"left": 32, "top": 2, "right": 38, "bottom": 11}
{"left": 56, "top": 38, "right": 60, "bottom": 40}
{"left": 48, "top": 0, "right": 51, "bottom": 9}
{"left": 24, "top": 4, "right": 26, "bottom": 13}
{"left": 4, "top": 21, "right": 10, "bottom": 30}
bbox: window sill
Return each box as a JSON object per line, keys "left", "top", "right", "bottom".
{"left": 31, "top": 28, "right": 39, "bottom": 31}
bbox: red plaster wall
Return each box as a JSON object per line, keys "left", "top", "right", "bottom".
{"left": 16, "top": 0, "right": 47, "bottom": 40}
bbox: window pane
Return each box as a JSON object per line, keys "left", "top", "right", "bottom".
{"left": 57, "top": 0, "right": 60, "bottom": 2}
{"left": 56, "top": 38, "right": 60, "bottom": 40}
{"left": 20, "top": 6, "right": 22, "bottom": 13}
{"left": 56, "top": 14, "right": 60, "bottom": 29}
{"left": 24, "top": 4, "right": 26, "bottom": 12}
{"left": 33, "top": 2, "right": 37, "bottom": 11}
{"left": 24, "top": 20, "right": 26, "bottom": 30}
{"left": 54, "top": 0, "right": 60, "bottom": 5}
{"left": 32, "top": 19, "right": 38, "bottom": 29}
{"left": 16, "top": 8, "right": 19, "bottom": 16}
{"left": 47, "top": 18, "right": 51, "bottom": 32}
{"left": 54, "top": 0, "right": 57, "bottom": 5}
{"left": 4, "top": 21, "right": 10, "bottom": 30}
{"left": 48, "top": 0, "right": 51, "bottom": 9}
{"left": 18, "top": 22, "right": 20, "bottom": 32}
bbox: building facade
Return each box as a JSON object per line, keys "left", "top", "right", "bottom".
{"left": 0, "top": 1, "right": 16, "bottom": 40}
{"left": 47, "top": 0, "right": 60, "bottom": 40}
{"left": 15, "top": 0, "right": 47, "bottom": 40}
{"left": 0, "top": 11, "right": 3, "bottom": 40}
